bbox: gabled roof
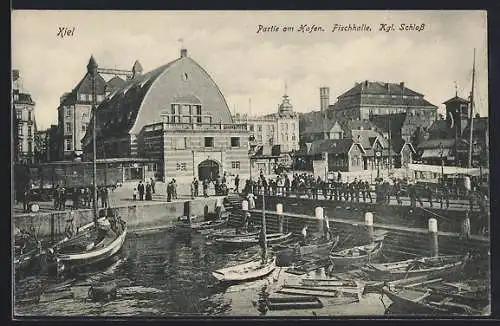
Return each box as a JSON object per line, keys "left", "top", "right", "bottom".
{"left": 391, "top": 136, "right": 416, "bottom": 154}
{"left": 427, "top": 119, "right": 455, "bottom": 139}
{"left": 73, "top": 72, "right": 107, "bottom": 95}
{"left": 338, "top": 81, "right": 423, "bottom": 98}
{"left": 305, "top": 138, "right": 364, "bottom": 156}
{"left": 13, "top": 89, "right": 35, "bottom": 105}
{"left": 106, "top": 76, "right": 126, "bottom": 92}
{"left": 351, "top": 129, "right": 382, "bottom": 149}
{"left": 443, "top": 95, "right": 469, "bottom": 105}
{"left": 417, "top": 138, "right": 456, "bottom": 149}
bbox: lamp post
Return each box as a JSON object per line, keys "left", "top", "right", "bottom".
{"left": 375, "top": 149, "right": 381, "bottom": 180}
{"left": 439, "top": 142, "right": 444, "bottom": 184}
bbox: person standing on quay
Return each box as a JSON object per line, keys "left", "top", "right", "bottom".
{"left": 190, "top": 178, "right": 196, "bottom": 199}
{"left": 138, "top": 181, "right": 145, "bottom": 201}
{"left": 167, "top": 181, "right": 173, "bottom": 202}
{"left": 203, "top": 179, "right": 209, "bottom": 197}
{"left": 151, "top": 177, "right": 156, "bottom": 194}
{"left": 145, "top": 181, "right": 152, "bottom": 201}
{"left": 234, "top": 174, "right": 240, "bottom": 193}
{"left": 172, "top": 179, "right": 178, "bottom": 199}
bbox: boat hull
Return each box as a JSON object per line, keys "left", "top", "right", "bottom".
{"left": 330, "top": 241, "right": 383, "bottom": 267}
{"left": 214, "top": 233, "right": 293, "bottom": 247}
{"left": 57, "top": 226, "right": 127, "bottom": 274}
{"left": 361, "top": 255, "right": 467, "bottom": 281}
{"left": 212, "top": 257, "right": 276, "bottom": 283}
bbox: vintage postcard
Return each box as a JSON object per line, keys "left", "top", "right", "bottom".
{"left": 11, "top": 10, "right": 490, "bottom": 318}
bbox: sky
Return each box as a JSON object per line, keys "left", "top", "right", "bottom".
{"left": 12, "top": 10, "right": 488, "bottom": 130}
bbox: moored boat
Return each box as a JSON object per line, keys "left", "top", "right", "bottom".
{"left": 55, "top": 219, "right": 127, "bottom": 275}
{"left": 329, "top": 241, "right": 383, "bottom": 267}
{"left": 208, "top": 228, "right": 261, "bottom": 239}
{"left": 381, "top": 283, "right": 488, "bottom": 315}
{"left": 176, "top": 215, "right": 229, "bottom": 232}
{"left": 214, "top": 232, "right": 293, "bottom": 247}
{"left": 212, "top": 256, "right": 276, "bottom": 283}
{"left": 361, "top": 254, "right": 469, "bottom": 281}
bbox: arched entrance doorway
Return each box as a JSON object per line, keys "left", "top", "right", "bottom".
{"left": 198, "top": 160, "right": 220, "bottom": 181}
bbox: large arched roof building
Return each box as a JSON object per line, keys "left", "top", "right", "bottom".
{"left": 83, "top": 49, "right": 249, "bottom": 182}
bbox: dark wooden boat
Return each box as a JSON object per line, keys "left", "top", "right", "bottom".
{"left": 381, "top": 282, "right": 489, "bottom": 315}
{"left": 176, "top": 215, "right": 228, "bottom": 232}
{"left": 361, "top": 254, "right": 469, "bottom": 281}
{"left": 208, "top": 228, "right": 261, "bottom": 239}
{"left": 55, "top": 219, "right": 127, "bottom": 275}
{"left": 329, "top": 241, "right": 383, "bottom": 267}
{"left": 266, "top": 295, "right": 323, "bottom": 310}
{"left": 214, "top": 232, "right": 293, "bottom": 247}
{"left": 212, "top": 256, "right": 276, "bottom": 283}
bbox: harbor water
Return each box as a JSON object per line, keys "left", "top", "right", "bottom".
{"left": 15, "top": 228, "right": 390, "bottom": 317}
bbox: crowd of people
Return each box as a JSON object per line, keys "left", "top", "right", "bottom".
{"left": 241, "top": 170, "right": 489, "bottom": 213}
{"left": 52, "top": 184, "right": 112, "bottom": 211}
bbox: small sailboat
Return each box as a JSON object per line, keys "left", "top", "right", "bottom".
{"left": 361, "top": 254, "right": 469, "bottom": 281}
{"left": 211, "top": 189, "right": 276, "bottom": 283}
{"left": 50, "top": 64, "right": 127, "bottom": 276}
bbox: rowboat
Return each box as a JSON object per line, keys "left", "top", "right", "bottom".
{"left": 210, "top": 228, "right": 261, "bottom": 238}
{"left": 329, "top": 241, "right": 383, "bottom": 267}
{"left": 211, "top": 256, "right": 276, "bottom": 283}
{"left": 297, "top": 235, "right": 340, "bottom": 256}
{"left": 55, "top": 219, "right": 127, "bottom": 276}
{"left": 214, "top": 232, "right": 293, "bottom": 247}
{"left": 361, "top": 254, "right": 469, "bottom": 281}
{"left": 381, "top": 283, "right": 488, "bottom": 315}
{"left": 176, "top": 216, "right": 228, "bottom": 232}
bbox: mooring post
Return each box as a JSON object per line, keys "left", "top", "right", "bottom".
{"left": 364, "top": 211, "right": 374, "bottom": 244}
{"left": 242, "top": 199, "right": 249, "bottom": 227}
{"left": 315, "top": 207, "right": 324, "bottom": 235}
{"left": 276, "top": 203, "right": 283, "bottom": 234}
{"left": 428, "top": 218, "right": 439, "bottom": 257}
{"left": 462, "top": 211, "right": 471, "bottom": 239}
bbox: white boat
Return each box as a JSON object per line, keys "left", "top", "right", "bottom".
{"left": 55, "top": 219, "right": 127, "bottom": 274}
{"left": 212, "top": 256, "right": 276, "bottom": 283}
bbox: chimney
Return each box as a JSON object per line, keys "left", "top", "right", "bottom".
{"left": 180, "top": 48, "right": 188, "bottom": 58}
{"left": 400, "top": 82, "right": 405, "bottom": 89}
{"left": 320, "top": 87, "right": 330, "bottom": 112}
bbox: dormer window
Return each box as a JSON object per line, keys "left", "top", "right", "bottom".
{"left": 80, "top": 94, "right": 86, "bottom": 101}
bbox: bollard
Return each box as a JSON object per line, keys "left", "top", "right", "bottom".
{"left": 364, "top": 212, "right": 374, "bottom": 244}
{"left": 315, "top": 207, "right": 324, "bottom": 235}
{"left": 276, "top": 203, "right": 283, "bottom": 234}
{"left": 428, "top": 218, "right": 439, "bottom": 257}
{"left": 462, "top": 215, "right": 471, "bottom": 239}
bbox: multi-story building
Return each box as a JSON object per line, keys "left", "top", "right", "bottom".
{"left": 82, "top": 48, "right": 250, "bottom": 183}
{"left": 325, "top": 81, "right": 438, "bottom": 122}
{"left": 34, "top": 124, "right": 60, "bottom": 163}
{"left": 57, "top": 57, "right": 133, "bottom": 159}
{"left": 12, "top": 69, "right": 37, "bottom": 164}
{"left": 233, "top": 91, "right": 299, "bottom": 153}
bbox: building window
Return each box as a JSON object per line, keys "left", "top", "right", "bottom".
{"left": 28, "top": 141, "right": 32, "bottom": 153}
{"left": 66, "top": 122, "right": 72, "bottom": 133}
{"left": 175, "top": 137, "right": 187, "bottom": 149}
{"left": 249, "top": 125, "right": 254, "bottom": 132}
{"left": 82, "top": 124, "right": 86, "bottom": 132}
{"left": 14, "top": 94, "right": 19, "bottom": 101}
{"left": 231, "top": 137, "right": 240, "bottom": 147}
{"left": 65, "top": 139, "right": 72, "bottom": 151}
{"left": 65, "top": 107, "right": 71, "bottom": 118}
{"left": 28, "top": 126, "right": 32, "bottom": 136}
{"left": 204, "top": 137, "right": 214, "bottom": 147}
{"left": 16, "top": 111, "right": 21, "bottom": 120}
{"left": 18, "top": 126, "right": 22, "bottom": 136}
{"left": 257, "top": 125, "right": 262, "bottom": 132}
{"left": 176, "top": 162, "right": 187, "bottom": 171}
{"left": 87, "top": 94, "right": 93, "bottom": 101}
{"left": 97, "top": 95, "right": 103, "bottom": 102}
{"left": 79, "top": 94, "right": 86, "bottom": 101}
{"left": 28, "top": 111, "right": 32, "bottom": 121}
{"left": 231, "top": 161, "right": 241, "bottom": 169}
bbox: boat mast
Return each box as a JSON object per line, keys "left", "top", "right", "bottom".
{"left": 467, "top": 49, "right": 476, "bottom": 169}
{"left": 262, "top": 188, "right": 267, "bottom": 258}
{"left": 90, "top": 56, "right": 98, "bottom": 224}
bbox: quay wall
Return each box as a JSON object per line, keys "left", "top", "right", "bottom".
{"left": 14, "top": 197, "right": 224, "bottom": 241}
{"left": 252, "top": 195, "right": 484, "bottom": 235}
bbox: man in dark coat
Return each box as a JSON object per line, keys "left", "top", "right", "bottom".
{"left": 138, "top": 181, "right": 145, "bottom": 201}
{"left": 234, "top": 174, "right": 240, "bottom": 193}
{"left": 145, "top": 182, "right": 152, "bottom": 201}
